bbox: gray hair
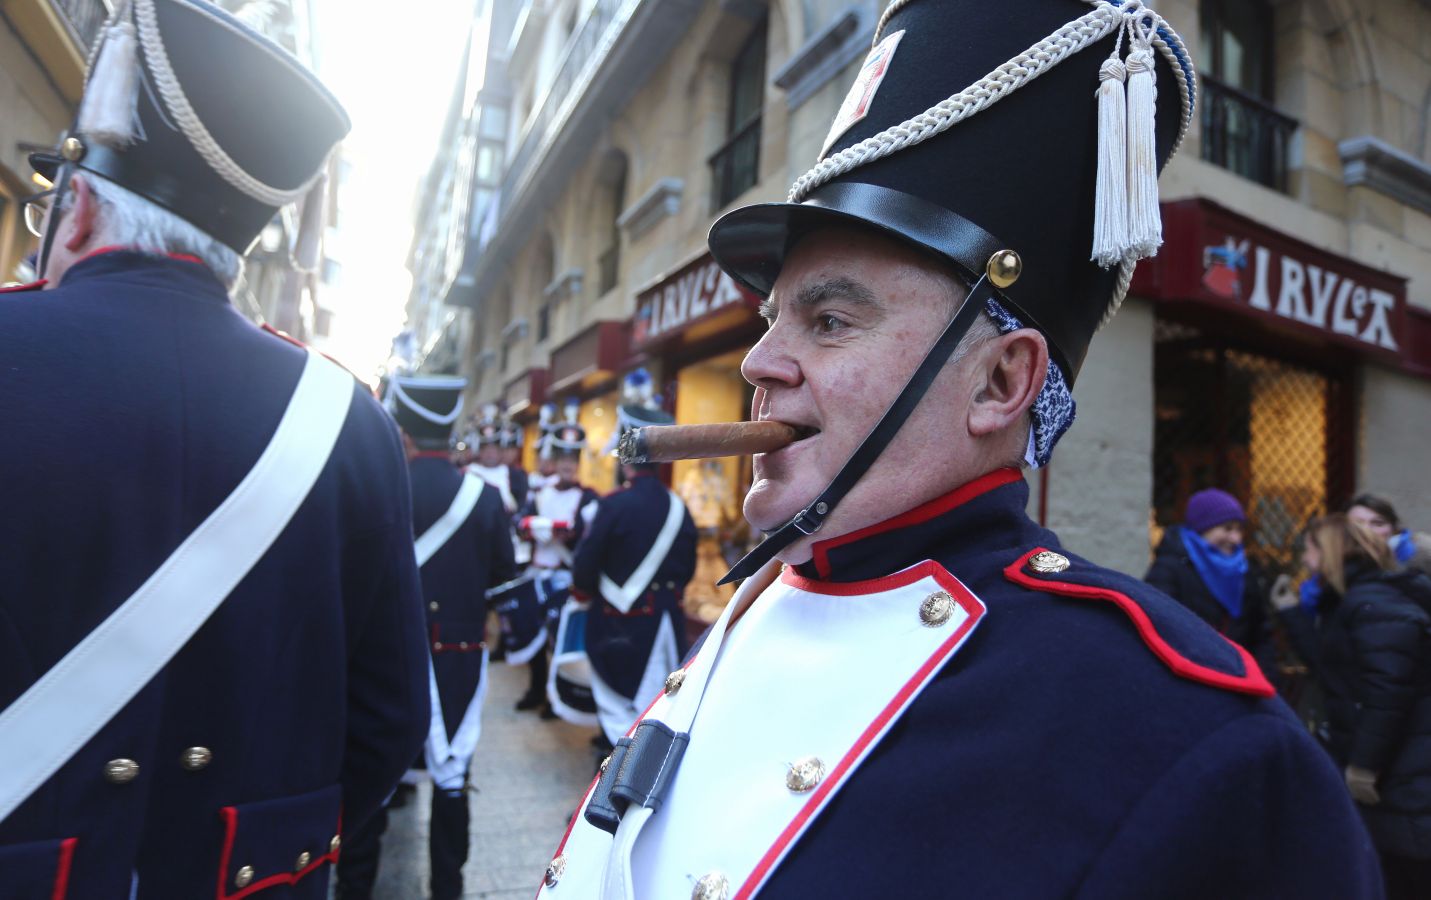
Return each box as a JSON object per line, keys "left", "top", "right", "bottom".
{"left": 60, "top": 168, "right": 244, "bottom": 289}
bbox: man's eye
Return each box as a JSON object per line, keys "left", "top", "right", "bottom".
{"left": 816, "top": 313, "right": 847, "bottom": 334}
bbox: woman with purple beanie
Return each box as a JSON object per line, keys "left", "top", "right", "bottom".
{"left": 1146, "top": 488, "right": 1269, "bottom": 654}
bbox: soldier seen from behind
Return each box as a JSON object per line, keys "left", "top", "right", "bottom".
{"left": 0, "top": 0, "right": 429, "bottom": 895}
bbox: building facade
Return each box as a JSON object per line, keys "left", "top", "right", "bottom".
{"left": 410, "top": 0, "right": 1431, "bottom": 615}
{"left": 0, "top": 0, "right": 98, "bottom": 283}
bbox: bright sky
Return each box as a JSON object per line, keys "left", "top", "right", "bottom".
{"left": 306, "top": 0, "right": 478, "bottom": 381}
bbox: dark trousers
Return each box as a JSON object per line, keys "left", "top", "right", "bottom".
{"left": 333, "top": 804, "right": 388, "bottom": 900}
{"left": 524, "top": 648, "right": 549, "bottom": 700}
{"left": 430, "top": 787, "right": 471, "bottom": 900}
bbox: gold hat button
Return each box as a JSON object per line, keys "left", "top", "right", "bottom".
{"left": 104, "top": 758, "right": 139, "bottom": 784}
{"left": 692, "top": 871, "right": 730, "bottom": 900}
{"left": 544, "top": 853, "right": 567, "bottom": 887}
{"left": 785, "top": 756, "right": 826, "bottom": 793}
{"left": 1028, "top": 551, "right": 1071, "bottom": 574}
{"left": 234, "top": 865, "right": 255, "bottom": 889}
{"left": 294, "top": 850, "right": 312, "bottom": 871}
{"left": 919, "top": 591, "right": 955, "bottom": 627}
{"left": 329, "top": 834, "right": 342, "bottom": 853}
{"left": 61, "top": 136, "right": 86, "bottom": 162}
{"left": 987, "top": 249, "right": 1023, "bottom": 289}
{"left": 664, "top": 669, "right": 686, "bottom": 695}
{"left": 180, "top": 746, "right": 212, "bottom": 771}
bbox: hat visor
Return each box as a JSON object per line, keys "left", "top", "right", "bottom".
{"left": 708, "top": 182, "right": 1008, "bottom": 299}
{"left": 28, "top": 152, "right": 62, "bottom": 183}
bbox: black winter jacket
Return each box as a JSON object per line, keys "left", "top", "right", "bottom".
{"left": 1281, "top": 563, "right": 1431, "bottom": 858}
{"left": 1145, "top": 526, "right": 1268, "bottom": 652}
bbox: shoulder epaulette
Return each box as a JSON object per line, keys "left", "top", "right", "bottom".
{"left": 1005, "top": 547, "right": 1274, "bottom": 697}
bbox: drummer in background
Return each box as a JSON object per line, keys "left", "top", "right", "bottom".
{"left": 515, "top": 401, "right": 599, "bottom": 715}
{"left": 466, "top": 404, "right": 527, "bottom": 516}
{"left": 502, "top": 415, "right": 531, "bottom": 504}
{"left": 529, "top": 402, "right": 563, "bottom": 492}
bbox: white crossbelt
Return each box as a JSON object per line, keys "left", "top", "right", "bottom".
{"left": 0, "top": 348, "right": 354, "bottom": 824}
{"left": 598, "top": 491, "right": 684, "bottom": 614}
{"left": 415, "top": 474, "right": 485, "bottom": 566}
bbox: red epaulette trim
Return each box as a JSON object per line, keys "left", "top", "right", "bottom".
{"left": 260, "top": 324, "right": 365, "bottom": 384}
{"left": 0, "top": 279, "right": 47, "bottom": 293}
{"left": 1004, "top": 547, "right": 1275, "bottom": 698}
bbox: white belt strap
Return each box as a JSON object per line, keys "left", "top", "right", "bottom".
{"left": 415, "top": 474, "right": 485, "bottom": 567}
{"left": 598, "top": 491, "right": 684, "bottom": 614}
{"left": 0, "top": 348, "right": 354, "bottom": 824}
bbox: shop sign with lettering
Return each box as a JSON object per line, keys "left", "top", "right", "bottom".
{"left": 633, "top": 254, "right": 760, "bottom": 348}
{"left": 1133, "top": 199, "right": 1407, "bottom": 357}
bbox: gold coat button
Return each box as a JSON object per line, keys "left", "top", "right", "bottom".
{"left": 919, "top": 591, "right": 955, "bottom": 627}
{"left": 180, "top": 747, "right": 212, "bottom": 771}
{"left": 544, "top": 853, "right": 567, "bottom": 887}
{"left": 234, "top": 865, "right": 255, "bottom": 888}
{"left": 785, "top": 756, "right": 826, "bottom": 793}
{"left": 330, "top": 834, "right": 342, "bottom": 853}
{"left": 664, "top": 669, "right": 686, "bottom": 695}
{"left": 1028, "top": 551, "right": 1071, "bottom": 574}
{"left": 459, "top": 641, "right": 469, "bottom": 650}
{"left": 104, "top": 758, "right": 139, "bottom": 784}
{"left": 294, "top": 850, "right": 312, "bottom": 871}
{"left": 433, "top": 642, "right": 442, "bottom": 651}
{"left": 429, "top": 601, "right": 440, "bottom": 612}
{"left": 692, "top": 871, "right": 730, "bottom": 900}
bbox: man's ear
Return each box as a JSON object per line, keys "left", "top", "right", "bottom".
{"left": 968, "top": 328, "right": 1048, "bottom": 437}
{"left": 61, "top": 174, "right": 99, "bottom": 254}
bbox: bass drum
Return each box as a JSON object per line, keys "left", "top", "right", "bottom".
{"left": 487, "top": 574, "right": 547, "bottom": 665}
{"left": 546, "top": 597, "right": 598, "bottom": 727}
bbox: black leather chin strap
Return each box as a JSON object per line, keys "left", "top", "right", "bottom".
{"left": 719, "top": 274, "right": 997, "bottom": 585}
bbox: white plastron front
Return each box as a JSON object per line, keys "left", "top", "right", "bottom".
{"left": 538, "top": 560, "right": 986, "bottom": 899}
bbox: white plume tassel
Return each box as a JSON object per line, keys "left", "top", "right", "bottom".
{"left": 1090, "top": 54, "right": 1128, "bottom": 268}
{"left": 76, "top": 14, "right": 142, "bottom": 149}
{"left": 1124, "top": 36, "right": 1162, "bottom": 259}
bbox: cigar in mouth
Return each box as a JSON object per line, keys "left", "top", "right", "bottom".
{"left": 616, "top": 421, "right": 806, "bottom": 464}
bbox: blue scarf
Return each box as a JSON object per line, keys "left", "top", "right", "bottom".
{"left": 1391, "top": 529, "right": 1415, "bottom": 565}
{"left": 1299, "top": 577, "right": 1323, "bottom": 617}
{"left": 1180, "top": 527, "right": 1248, "bottom": 618}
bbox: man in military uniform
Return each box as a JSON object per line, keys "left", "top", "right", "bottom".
{"left": 539, "top": 2, "right": 1381, "bottom": 897}
{"left": 0, "top": 1, "right": 429, "bottom": 896}
{"left": 338, "top": 376, "right": 517, "bottom": 900}
{"left": 465, "top": 404, "right": 529, "bottom": 515}
{"left": 572, "top": 371, "right": 697, "bottom": 748}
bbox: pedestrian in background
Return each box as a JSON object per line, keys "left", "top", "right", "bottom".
{"left": 1145, "top": 488, "right": 1269, "bottom": 655}
{"left": 1273, "top": 514, "right": 1431, "bottom": 899}
{"left": 0, "top": 1, "right": 428, "bottom": 894}
{"left": 1350, "top": 494, "right": 1431, "bottom": 576}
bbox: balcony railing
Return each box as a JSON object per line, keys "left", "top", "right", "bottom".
{"left": 709, "top": 115, "right": 761, "bottom": 211}
{"left": 501, "top": 0, "right": 629, "bottom": 206}
{"left": 54, "top": 0, "right": 109, "bottom": 52}
{"left": 1199, "top": 74, "right": 1299, "bottom": 192}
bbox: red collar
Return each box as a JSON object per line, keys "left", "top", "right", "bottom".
{"left": 808, "top": 468, "right": 1023, "bottom": 579}
{"left": 77, "top": 245, "right": 206, "bottom": 267}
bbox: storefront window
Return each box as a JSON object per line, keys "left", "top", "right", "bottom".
{"left": 672, "top": 349, "right": 754, "bottom": 623}
{"left": 578, "top": 392, "right": 618, "bottom": 491}
{"left": 1151, "top": 319, "right": 1353, "bottom": 572}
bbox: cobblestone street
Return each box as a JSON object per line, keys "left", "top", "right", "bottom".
{"left": 371, "top": 660, "right": 600, "bottom": 899}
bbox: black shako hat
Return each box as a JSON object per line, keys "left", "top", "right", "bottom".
{"left": 386, "top": 375, "right": 467, "bottom": 444}
{"left": 707, "top": 0, "right": 1195, "bottom": 382}
{"left": 30, "top": 0, "right": 350, "bottom": 253}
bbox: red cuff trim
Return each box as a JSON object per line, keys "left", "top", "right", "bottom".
{"left": 1003, "top": 548, "right": 1275, "bottom": 698}
{"left": 811, "top": 468, "right": 1022, "bottom": 578}
{"left": 50, "top": 838, "right": 76, "bottom": 900}
{"left": 215, "top": 807, "right": 341, "bottom": 900}
{"left": 0, "top": 279, "right": 47, "bottom": 293}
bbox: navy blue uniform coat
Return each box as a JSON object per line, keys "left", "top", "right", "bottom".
{"left": 766, "top": 471, "right": 1382, "bottom": 897}
{"left": 571, "top": 473, "right": 697, "bottom": 700}
{"left": 409, "top": 455, "right": 518, "bottom": 739}
{"left": 0, "top": 252, "right": 430, "bottom": 898}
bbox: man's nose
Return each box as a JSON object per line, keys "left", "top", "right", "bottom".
{"left": 741, "top": 324, "right": 802, "bottom": 390}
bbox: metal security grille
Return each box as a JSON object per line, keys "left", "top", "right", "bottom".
{"left": 1151, "top": 320, "right": 1354, "bottom": 574}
